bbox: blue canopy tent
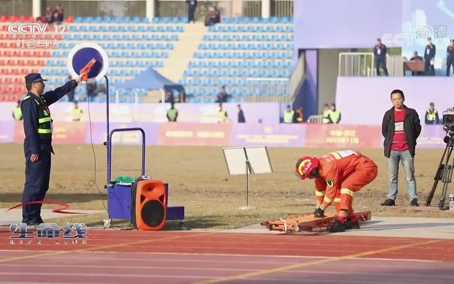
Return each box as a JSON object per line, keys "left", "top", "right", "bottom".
{"left": 116, "top": 66, "right": 183, "bottom": 103}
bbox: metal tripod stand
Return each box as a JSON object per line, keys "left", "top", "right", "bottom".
{"left": 426, "top": 135, "right": 454, "bottom": 210}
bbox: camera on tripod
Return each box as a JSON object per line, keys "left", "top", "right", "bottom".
{"left": 427, "top": 107, "right": 454, "bottom": 210}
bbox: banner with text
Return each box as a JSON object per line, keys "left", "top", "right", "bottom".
{"left": 157, "top": 122, "right": 231, "bottom": 146}
{"left": 0, "top": 122, "right": 448, "bottom": 149}
{"left": 230, "top": 124, "right": 306, "bottom": 147}
{"left": 305, "top": 124, "right": 383, "bottom": 148}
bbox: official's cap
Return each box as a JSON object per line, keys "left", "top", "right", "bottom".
{"left": 24, "top": 73, "right": 47, "bottom": 84}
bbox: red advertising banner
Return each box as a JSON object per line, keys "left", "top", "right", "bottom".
{"left": 14, "top": 121, "right": 88, "bottom": 144}
{"left": 305, "top": 124, "right": 382, "bottom": 148}
{"left": 157, "top": 122, "right": 231, "bottom": 146}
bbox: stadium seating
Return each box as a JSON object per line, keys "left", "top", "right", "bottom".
{"left": 0, "top": 16, "right": 295, "bottom": 103}
{"left": 181, "top": 17, "right": 294, "bottom": 103}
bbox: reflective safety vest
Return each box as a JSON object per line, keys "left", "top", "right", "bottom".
{"left": 330, "top": 110, "right": 341, "bottom": 123}
{"left": 13, "top": 107, "right": 22, "bottom": 120}
{"left": 426, "top": 109, "right": 437, "bottom": 121}
{"left": 167, "top": 108, "right": 178, "bottom": 121}
{"left": 73, "top": 108, "right": 83, "bottom": 120}
{"left": 322, "top": 110, "right": 331, "bottom": 123}
{"left": 21, "top": 95, "right": 53, "bottom": 140}
{"left": 218, "top": 110, "right": 226, "bottom": 123}
{"left": 283, "top": 110, "right": 294, "bottom": 123}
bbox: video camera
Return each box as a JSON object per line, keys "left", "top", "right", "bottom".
{"left": 442, "top": 108, "right": 454, "bottom": 135}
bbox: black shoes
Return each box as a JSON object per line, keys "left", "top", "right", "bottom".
{"left": 329, "top": 217, "right": 360, "bottom": 233}
{"left": 380, "top": 198, "right": 419, "bottom": 207}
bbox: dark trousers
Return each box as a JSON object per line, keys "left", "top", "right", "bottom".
{"left": 22, "top": 150, "right": 52, "bottom": 223}
{"left": 375, "top": 58, "right": 389, "bottom": 76}
{"left": 188, "top": 5, "right": 196, "bottom": 22}
{"left": 424, "top": 59, "right": 435, "bottom": 75}
{"left": 447, "top": 58, "right": 454, "bottom": 76}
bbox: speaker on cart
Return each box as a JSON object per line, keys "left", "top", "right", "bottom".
{"left": 131, "top": 179, "right": 167, "bottom": 231}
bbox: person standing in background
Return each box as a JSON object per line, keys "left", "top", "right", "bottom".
{"left": 167, "top": 103, "right": 178, "bottom": 122}
{"left": 72, "top": 101, "right": 83, "bottom": 121}
{"left": 66, "top": 75, "right": 75, "bottom": 102}
{"left": 237, "top": 104, "right": 245, "bottom": 123}
{"left": 329, "top": 103, "right": 341, "bottom": 124}
{"left": 424, "top": 37, "right": 436, "bottom": 76}
{"left": 374, "top": 38, "right": 389, "bottom": 76}
{"left": 446, "top": 39, "right": 454, "bottom": 76}
{"left": 380, "top": 89, "right": 421, "bottom": 207}
{"left": 283, "top": 105, "right": 294, "bottom": 123}
{"left": 12, "top": 100, "right": 22, "bottom": 120}
{"left": 186, "top": 0, "right": 197, "bottom": 23}
{"left": 425, "top": 102, "right": 439, "bottom": 125}
{"left": 321, "top": 104, "right": 331, "bottom": 124}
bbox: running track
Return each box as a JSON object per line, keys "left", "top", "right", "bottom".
{"left": 0, "top": 228, "right": 453, "bottom": 283}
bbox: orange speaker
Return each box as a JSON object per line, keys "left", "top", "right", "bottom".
{"left": 131, "top": 179, "right": 167, "bottom": 231}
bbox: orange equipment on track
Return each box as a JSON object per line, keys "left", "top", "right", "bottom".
{"left": 261, "top": 211, "right": 371, "bottom": 233}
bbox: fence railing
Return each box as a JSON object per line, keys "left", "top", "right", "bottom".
{"left": 2, "top": 0, "right": 294, "bottom": 18}
{"left": 338, "top": 52, "right": 408, "bottom": 77}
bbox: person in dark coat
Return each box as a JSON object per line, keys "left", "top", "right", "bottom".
{"left": 380, "top": 89, "right": 421, "bottom": 207}
{"left": 186, "top": 0, "right": 197, "bottom": 23}
{"left": 20, "top": 73, "right": 82, "bottom": 225}
{"left": 374, "top": 38, "right": 389, "bottom": 76}
{"left": 424, "top": 37, "right": 436, "bottom": 76}
{"left": 446, "top": 39, "right": 454, "bottom": 76}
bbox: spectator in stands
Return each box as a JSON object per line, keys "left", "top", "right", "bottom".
{"left": 373, "top": 38, "right": 389, "bottom": 76}
{"left": 43, "top": 7, "right": 53, "bottom": 23}
{"left": 381, "top": 89, "right": 421, "bottom": 207}
{"left": 217, "top": 103, "right": 229, "bottom": 123}
{"left": 205, "top": 6, "right": 220, "bottom": 26}
{"left": 424, "top": 37, "right": 436, "bottom": 76}
{"left": 72, "top": 101, "right": 83, "bottom": 121}
{"left": 425, "top": 102, "right": 440, "bottom": 125}
{"left": 329, "top": 103, "right": 341, "bottom": 124}
{"left": 410, "top": 51, "right": 424, "bottom": 76}
{"left": 165, "top": 90, "right": 175, "bottom": 103}
{"left": 446, "top": 39, "right": 454, "bottom": 76}
{"left": 167, "top": 103, "right": 178, "bottom": 122}
{"left": 35, "top": 17, "right": 43, "bottom": 23}
{"left": 12, "top": 100, "right": 22, "bottom": 120}
{"left": 66, "top": 75, "right": 75, "bottom": 102}
{"left": 216, "top": 86, "right": 228, "bottom": 103}
{"left": 52, "top": 4, "right": 64, "bottom": 23}
{"left": 321, "top": 104, "right": 331, "bottom": 124}
{"left": 283, "top": 105, "right": 294, "bottom": 123}
{"left": 237, "top": 104, "right": 245, "bottom": 123}
{"left": 186, "top": 0, "right": 197, "bottom": 23}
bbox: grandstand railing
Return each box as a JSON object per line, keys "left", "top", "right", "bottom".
{"left": 338, "top": 52, "right": 408, "bottom": 77}
{"left": 289, "top": 51, "right": 305, "bottom": 102}
{"left": 307, "top": 115, "right": 322, "bottom": 123}
{"left": 157, "top": 0, "right": 294, "bottom": 18}
{"left": 9, "top": 0, "right": 296, "bottom": 18}
{"left": 338, "top": 52, "right": 375, "bottom": 77}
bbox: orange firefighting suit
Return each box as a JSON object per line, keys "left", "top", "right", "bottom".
{"left": 313, "top": 150, "right": 378, "bottom": 215}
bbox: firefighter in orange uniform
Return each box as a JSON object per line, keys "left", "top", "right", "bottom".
{"left": 295, "top": 150, "right": 378, "bottom": 232}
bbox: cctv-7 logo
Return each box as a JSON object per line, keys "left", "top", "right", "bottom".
{"left": 63, "top": 223, "right": 87, "bottom": 239}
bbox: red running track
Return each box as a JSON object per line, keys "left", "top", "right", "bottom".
{"left": 0, "top": 228, "right": 453, "bottom": 284}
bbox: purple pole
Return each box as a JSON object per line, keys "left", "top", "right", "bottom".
{"left": 104, "top": 75, "right": 111, "bottom": 185}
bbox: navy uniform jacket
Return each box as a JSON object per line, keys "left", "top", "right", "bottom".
{"left": 21, "top": 80, "right": 78, "bottom": 154}
{"left": 373, "top": 44, "right": 387, "bottom": 59}
{"left": 447, "top": 46, "right": 454, "bottom": 59}
{"left": 424, "top": 44, "right": 436, "bottom": 60}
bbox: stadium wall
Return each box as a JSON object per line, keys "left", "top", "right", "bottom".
{"left": 335, "top": 77, "right": 454, "bottom": 125}
{"left": 0, "top": 121, "right": 445, "bottom": 149}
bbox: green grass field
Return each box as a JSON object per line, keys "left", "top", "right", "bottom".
{"left": 2, "top": 144, "right": 453, "bottom": 230}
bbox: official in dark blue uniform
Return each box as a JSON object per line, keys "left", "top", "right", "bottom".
{"left": 424, "top": 37, "right": 436, "bottom": 76}
{"left": 373, "top": 38, "right": 389, "bottom": 76}
{"left": 20, "top": 73, "right": 81, "bottom": 225}
{"left": 446, "top": 39, "right": 454, "bottom": 76}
